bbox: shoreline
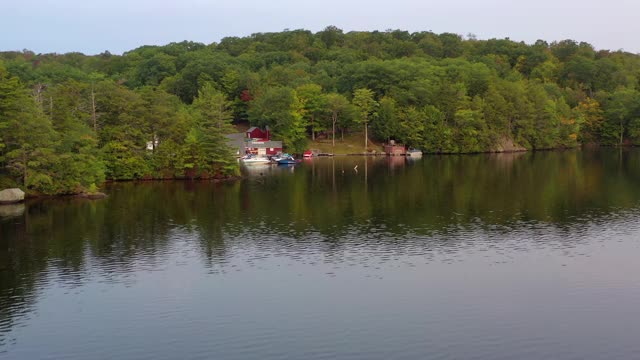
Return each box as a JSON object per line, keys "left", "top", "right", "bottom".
{"left": 3, "top": 175, "right": 244, "bottom": 204}
{"left": 3, "top": 145, "right": 632, "bottom": 202}
{"left": 308, "top": 143, "right": 640, "bottom": 156}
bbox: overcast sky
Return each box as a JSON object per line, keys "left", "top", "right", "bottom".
{"left": 2, "top": 0, "right": 638, "bottom": 55}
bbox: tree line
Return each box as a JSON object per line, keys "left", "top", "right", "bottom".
{"left": 2, "top": 26, "right": 640, "bottom": 194}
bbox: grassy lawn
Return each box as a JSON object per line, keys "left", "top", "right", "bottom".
{"left": 232, "top": 123, "right": 385, "bottom": 155}
{"left": 308, "top": 131, "right": 384, "bottom": 155}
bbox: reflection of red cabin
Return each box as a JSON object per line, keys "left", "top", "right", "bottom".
{"left": 246, "top": 126, "right": 270, "bottom": 140}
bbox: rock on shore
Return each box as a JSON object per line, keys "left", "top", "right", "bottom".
{"left": 0, "top": 188, "right": 25, "bottom": 204}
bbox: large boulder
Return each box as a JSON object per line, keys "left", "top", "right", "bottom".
{"left": 0, "top": 188, "right": 25, "bottom": 204}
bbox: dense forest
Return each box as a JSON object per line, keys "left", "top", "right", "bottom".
{"left": 2, "top": 26, "right": 640, "bottom": 195}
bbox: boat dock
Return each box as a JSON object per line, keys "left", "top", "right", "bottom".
{"left": 384, "top": 140, "right": 406, "bottom": 156}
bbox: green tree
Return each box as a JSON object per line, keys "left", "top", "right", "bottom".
{"left": 247, "top": 87, "right": 308, "bottom": 152}
{"left": 603, "top": 89, "right": 640, "bottom": 146}
{"left": 0, "top": 65, "right": 59, "bottom": 192}
{"left": 398, "top": 106, "right": 425, "bottom": 147}
{"left": 421, "top": 105, "right": 452, "bottom": 153}
{"left": 576, "top": 98, "right": 604, "bottom": 144}
{"left": 372, "top": 96, "right": 400, "bottom": 143}
{"left": 93, "top": 80, "right": 148, "bottom": 179}
{"left": 45, "top": 80, "right": 105, "bottom": 192}
{"left": 352, "top": 88, "right": 378, "bottom": 152}
{"left": 296, "top": 83, "right": 325, "bottom": 140}
{"left": 191, "top": 83, "right": 238, "bottom": 175}
{"left": 324, "top": 93, "right": 350, "bottom": 147}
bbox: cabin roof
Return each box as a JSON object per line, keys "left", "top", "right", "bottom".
{"left": 247, "top": 140, "right": 282, "bottom": 148}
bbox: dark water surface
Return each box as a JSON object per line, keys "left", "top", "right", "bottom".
{"left": 2, "top": 149, "right": 640, "bottom": 359}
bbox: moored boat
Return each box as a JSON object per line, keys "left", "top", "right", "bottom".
{"left": 276, "top": 155, "right": 297, "bottom": 165}
{"left": 270, "top": 153, "right": 290, "bottom": 163}
{"left": 406, "top": 148, "right": 423, "bottom": 157}
{"left": 240, "top": 154, "right": 271, "bottom": 164}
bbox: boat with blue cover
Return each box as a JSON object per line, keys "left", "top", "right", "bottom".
{"left": 276, "top": 154, "right": 297, "bottom": 165}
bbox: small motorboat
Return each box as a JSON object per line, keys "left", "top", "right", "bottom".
{"left": 303, "top": 150, "right": 313, "bottom": 158}
{"left": 271, "top": 153, "right": 291, "bottom": 162}
{"left": 240, "top": 154, "right": 271, "bottom": 164}
{"left": 270, "top": 153, "right": 283, "bottom": 162}
{"left": 276, "top": 155, "right": 297, "bottom": 165}
{"left": 406, "top": 148, "right": 423, "bottom": 157}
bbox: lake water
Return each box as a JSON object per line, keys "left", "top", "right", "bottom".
{"left": 2, "top": 149, "right": 640, "bottom": 359}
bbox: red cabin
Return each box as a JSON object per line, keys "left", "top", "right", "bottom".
{"left": 246, "top": 126, "right": 270, "bottom": 140}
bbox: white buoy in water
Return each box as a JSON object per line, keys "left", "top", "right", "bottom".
{"left": 354, "top": 164, "right": 358, "bottom": 173}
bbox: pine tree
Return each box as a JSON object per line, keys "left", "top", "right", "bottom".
{"left": 0, "top": 64, "right": 58, "bottom": 192}
{"left": 191, "top": 83, "right": 238, "bottom": 175}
